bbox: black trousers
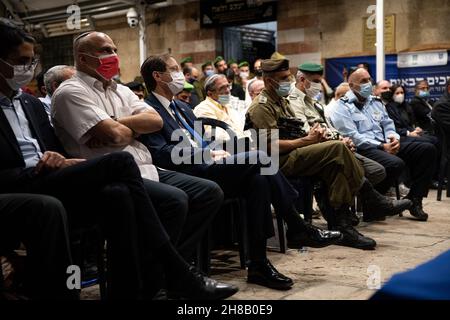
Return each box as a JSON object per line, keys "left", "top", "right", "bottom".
{"left": 0, "top": 194, "right": 75, "bottom": 300}
{"left": 181, "top": 150, "right": 299, "bottom": 262}
{"left": 359, "top": 137, "right": 437, "bottom": 198}
{"left": 5, "top": 152, "right": 171, "bottom": 299}
{"left": 143, "top": 169, "right": 223, "bottom": 261}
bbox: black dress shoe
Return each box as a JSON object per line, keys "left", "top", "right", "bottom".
{"left": 247, "top": 259, "right": 293, "bottom": 291}
{"left": 168, "top": 267, "right": 238, "bottom": 300}
{"left": 408, "top": 197, "right": 428, "bottom": 221}
{"left": 335, "top": 226, "right": 377, "bottom": 250}
{"left": 287, "top": 224, "right": 342, "bottom": 249}
{"left": 363, "top": 198, "right": 412, "bottom": 222}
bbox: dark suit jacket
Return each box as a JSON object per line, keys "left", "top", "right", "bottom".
{"left": 431, "top": 91, "right": 450, "bottom": 154}
{"left": 0, "top": 92, "right": 65, "bottom": 191}
{"left": 410, "top": 96, "right": 434, "bottom": 133}
{"left": 139, "top": 93, "right": 208, "bottom": 172}
{"left": 385, "top": 101, "right": 416, "bottom": 136}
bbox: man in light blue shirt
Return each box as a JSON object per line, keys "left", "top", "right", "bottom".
{"left": 328, "top": 68, "right": 437, "bottom": 222}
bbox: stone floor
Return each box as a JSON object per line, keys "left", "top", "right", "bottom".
{"left": 82, "top": 190, "right": 450, "bottom": 300}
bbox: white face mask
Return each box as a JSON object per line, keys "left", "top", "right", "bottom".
{"left": 240, "top": 71, "right": 249, "bottom": 79}
{"left": 218, "top": 94, "right": 231, "bottom": 105}
{"left": 0, "top": 59, "right": 36, "bottom": 91}
{"left": 162, "top": 71, "right": 185, "bottom": 95}
{"left": 393, "top": 94, "right": 405, "bottom": 104}
{"left": 305, "top": 80, "right": 322, "bottom": 99}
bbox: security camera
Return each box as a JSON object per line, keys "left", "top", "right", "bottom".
{"left": 127, "top": 7, "right": 139, "bottom": 28}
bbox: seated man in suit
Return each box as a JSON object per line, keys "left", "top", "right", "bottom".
{"left": 431, "top": 78, "right": 450, "bottom": 172}
{"left": 0, "top": 18, "right": 236, "bottom": 300}
{"left": 0, "top": 193, "right": 75, "bottom": 300}
{"left": 410, "top": 80, "right": 435, "bottom": 134}
{"left": 52, "top": 31, "right": 223, "bottom": 269}
{"left": 138, "top": 54, "right": 344, "bottom": 291}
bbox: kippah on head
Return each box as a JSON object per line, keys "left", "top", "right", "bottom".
{"left": 227, "top": 59, "right": 236, "bottom": 65}
{"left": 261, "top": 59, "right": 290, "bottom": 73}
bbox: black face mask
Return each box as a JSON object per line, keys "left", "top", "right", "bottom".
{"left": 255, "top": 69, "right": 263, "bottom": 77}
{"left": 381, "top": 91, "right": 393, "bottom": 101}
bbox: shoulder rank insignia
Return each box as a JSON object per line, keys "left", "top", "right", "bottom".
{"left": 258, "top": 95, "right": 268, "bottom": 104}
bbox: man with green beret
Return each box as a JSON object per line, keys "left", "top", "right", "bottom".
{"left": 180, "top": 56, "right": 193, "bottom": 69}
{"left": 288, "top": 63, "right": 410, "bottom": 222}
{"left": 228, "top": 59, "right": 238, "bottom": 75}
{"left": 298, "top": 62, "right": 334, "bottom": 104}
{"left": 214, "top": 56, "right": 227, "bottom": 74}
{"left": 246, "top": 58, "right": 409, "bottom": 250}
{"left": 238, "top": 61, "right": 251, "bottom": 89}
{"left": 175, "top": 81, "right": 195, "bottom": 106}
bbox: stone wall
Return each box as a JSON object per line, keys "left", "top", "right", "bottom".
{"left": 95, "top": 0, "right": 450, "bottom": 82}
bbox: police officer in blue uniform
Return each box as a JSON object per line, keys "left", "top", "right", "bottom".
{"left": 328, "top": 68, "right": 437, "bottom": 221}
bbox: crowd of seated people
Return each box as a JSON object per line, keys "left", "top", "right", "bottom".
{"left": 1, "top": 17, "right": 449, "bottom": 300}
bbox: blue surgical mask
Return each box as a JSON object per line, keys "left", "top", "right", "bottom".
{"left": 357, "top": 82, "right": 373, "bottom": 99}
{"left": 418, "top": 90, "right": 430, "bottom": 98}
{"left": 276, "top": 81, "right": 294, "bottom": 97}
{"left": 218, "top": 94, "right": 230, "bottom": 105}
{"left": 205, "top": 70, "right": 214, "bottom": 77}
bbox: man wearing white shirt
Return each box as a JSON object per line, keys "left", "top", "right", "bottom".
{"left": 52, "top": 31, "right": 224, "bottom": 268}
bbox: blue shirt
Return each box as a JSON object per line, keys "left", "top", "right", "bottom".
{"left": 0, "top": 92, "right": 43, "bottom": 167}
{"left": 328, "top": 90, "right": 399, "bottom": 150}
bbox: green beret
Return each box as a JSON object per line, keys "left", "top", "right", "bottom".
{"left": 298, "top": 62, "right": 323, "bottom": 73}
{"left": 261, "top": 59, "right": 290, "bottom": 73}
{"left": 227, "top": 59, "right": 237, "bottom": 65}
{"left": 214, "top": 56, "right": 225, "bottom": 66}
{"left": 180, "top": 56, "right": 193, "bottom": 64}
{"left": 238, "top": 61, "right": 249, "bottom": 68}
{"left": 183, "top": 81, "right": 194, "bottom": 91}
{"left": 270, "top": 51, "right": 286, "bottom": 60}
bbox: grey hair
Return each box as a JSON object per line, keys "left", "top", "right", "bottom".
{"left": 295, "top": 70, "right": 305, "bottom": 80}
{"left": 204, "top": 73, "right": 227, "bottom": 93}
{"left": 248, "top": 79, "right": 264, "bottom": 94}
{"left": 44, "top": 65, "right": 75, "bottom": 96}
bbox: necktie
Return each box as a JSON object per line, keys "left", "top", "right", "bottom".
{"left": 169, "top": 100, "right": 207, "bottom": 148}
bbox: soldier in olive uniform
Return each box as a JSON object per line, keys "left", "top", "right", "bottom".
{"left": 246, "top": 59, "right": 410, "bottom": 250}
{"left": 289, "top": 62, "right": 387, "bottom": 187}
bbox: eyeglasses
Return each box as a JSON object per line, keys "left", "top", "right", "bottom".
{"left": 0, "top": 57, "right": 39, "bottom": 72}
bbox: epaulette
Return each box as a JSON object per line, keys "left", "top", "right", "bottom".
{"left": 339, "top": 96, "right": 350, "bottom": 103}
{"left": 258, "top": 95, "right": 268, "bottom": 104}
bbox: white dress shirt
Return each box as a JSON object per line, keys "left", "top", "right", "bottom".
{"left": 52, "top": 71, "right": 159, "bottom": 181}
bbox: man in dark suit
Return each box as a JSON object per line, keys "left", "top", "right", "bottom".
{"left": 432, "top": 79, "right": 450, "bottom": 158}
{"left": 410, "top": 80, "right": 435, "bottom": 134}
{"left": 138, "top": 54, "right": 343, "bottom": 291}
{"left": 0, "top": 18, "right": 237, "bottom": 300}
{"left": 0, "top": 193, "right": 75, "bottom": 300}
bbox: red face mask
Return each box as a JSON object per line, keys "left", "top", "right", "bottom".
{"left": 84, "top": 53, "right": 119, "bottom": 80}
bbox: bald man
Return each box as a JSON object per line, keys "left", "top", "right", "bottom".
{"left": 328, "top": 68, "right": 438, "bottom": 221}
{"left": 51, "top": 32, "right": 237, "bottom": 298}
